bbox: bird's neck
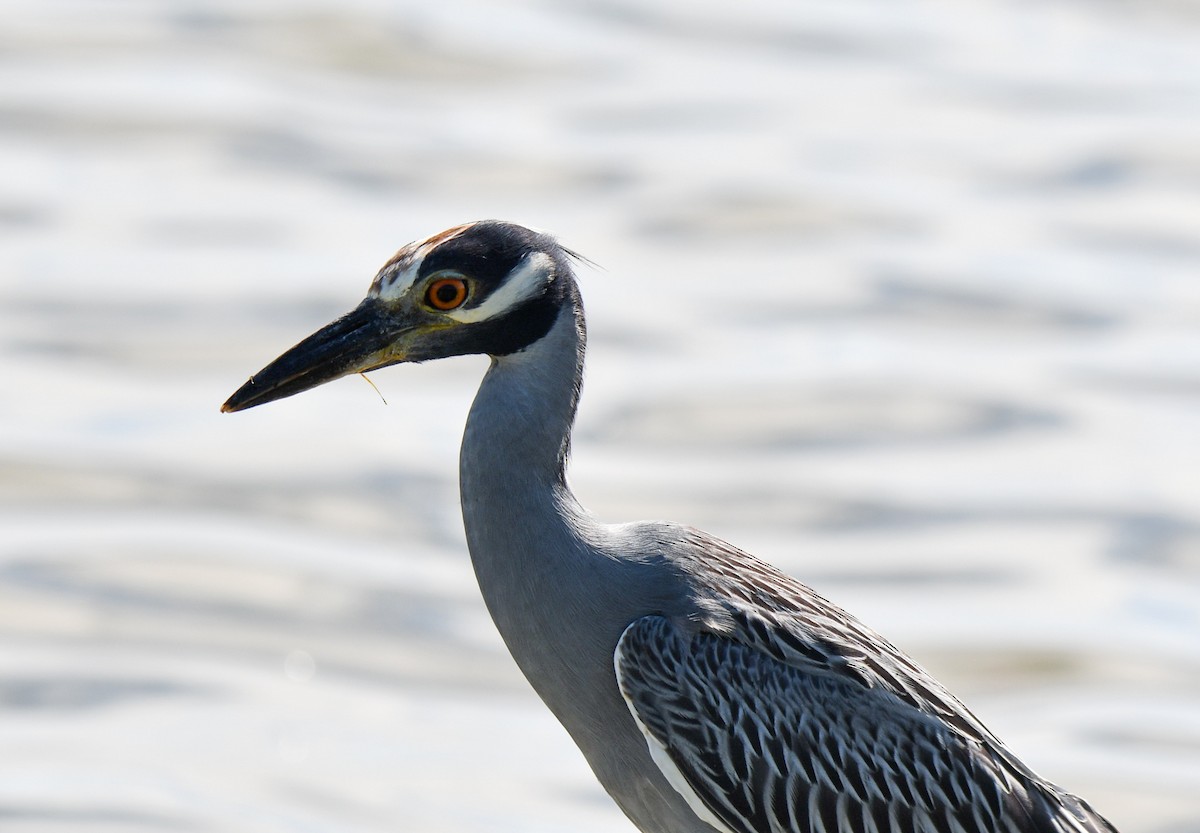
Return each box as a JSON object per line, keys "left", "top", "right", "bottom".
{"left": 460, "top": 304, "right": 585, "bottom": 498}
{"left": 458, "top": 303, "right": 628, "bottom": 720}
{"left": 457, "top": 305, "right": 679, "bottom": 770}
{"left": 458, "top": 302, "right": 592, "bottom": 594}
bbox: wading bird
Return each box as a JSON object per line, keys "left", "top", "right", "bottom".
{"left": 223, "top": 221, "right": 1116, "bottom": 833}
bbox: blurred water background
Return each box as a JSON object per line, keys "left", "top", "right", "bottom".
{"left": 2, "top": 1, "right": 1199, "bottom": 831}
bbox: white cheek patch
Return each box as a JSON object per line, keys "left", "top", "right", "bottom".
{"left": 448, "top": 251, "right": 554, "bottom": 324}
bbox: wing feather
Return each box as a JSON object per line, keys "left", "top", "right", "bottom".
{"left": 616, "top": 612, "right": 1114, "bottom": 833}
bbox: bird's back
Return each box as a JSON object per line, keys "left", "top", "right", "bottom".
{"left": 610, "top": 522, "right": 1117, "bottom": 833}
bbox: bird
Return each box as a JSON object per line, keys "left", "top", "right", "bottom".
{"left": 222, "top": 220, "right": 1118, "bottom": 833}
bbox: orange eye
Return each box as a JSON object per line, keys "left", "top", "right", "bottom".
{"left": 426, "top": 277, "right": 469, "bottom": 311}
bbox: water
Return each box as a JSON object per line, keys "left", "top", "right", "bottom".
{"left": 2, "top": 1, "right": 1199, "bottom": 830}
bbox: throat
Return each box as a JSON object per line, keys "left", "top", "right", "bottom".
{"left": 456, "top": 304, "right": 599, "bottom": 663}
{"left": 457, "top": 305, "right": 589, "bottom": 580}
{"left": 459, "top": 306, "right": 585, "bottom": 498}
{"left": 454, "top": 304, "right": 666, "bottom": 758}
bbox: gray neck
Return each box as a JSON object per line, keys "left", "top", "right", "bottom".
{"left": 460, "top": 300, "right": 652, "bottom": 746}
{"left": 460, "top": 305, "right": 586, "bottom": 499}
{"left": 456, "top": 301, "right": 702, "bottom": 829}
{"left": 458, "top": 304, "right": 607, "bottom": 675}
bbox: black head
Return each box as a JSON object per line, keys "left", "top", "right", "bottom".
{"left": 221, "top": 220, "right": 581, "bottom": 412}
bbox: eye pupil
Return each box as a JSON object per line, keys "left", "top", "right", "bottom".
{"left": 427, "top": 277, "right": 468, "bottom": 310}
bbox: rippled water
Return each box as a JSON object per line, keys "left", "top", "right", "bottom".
{"left": 2, "top": 1, "right": 1199, "bottom": 831}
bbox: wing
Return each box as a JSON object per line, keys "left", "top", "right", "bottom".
{"left": 616, "top": 614, "right": 1115, "bottom": 833}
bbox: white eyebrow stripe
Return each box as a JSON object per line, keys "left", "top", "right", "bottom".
{"left": 448, "top": 251, "right": 554, "bottom": 324}
{"left": 374, "top": 255, "right": 423, "bottom": 301}
{"left": 373, "top": 224, "right": 476, "bottom": 302}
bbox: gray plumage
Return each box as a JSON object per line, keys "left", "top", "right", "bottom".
{"left": 223, "top": 220, "right": 1118, "bottom": 833}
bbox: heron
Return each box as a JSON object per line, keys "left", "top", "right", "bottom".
{"left": 222, "top": 220, "right": 1117, "bottom": 833}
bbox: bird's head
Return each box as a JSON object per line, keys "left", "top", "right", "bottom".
{"left": 221, "top": 220, "right": 580, "bottom": 413}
